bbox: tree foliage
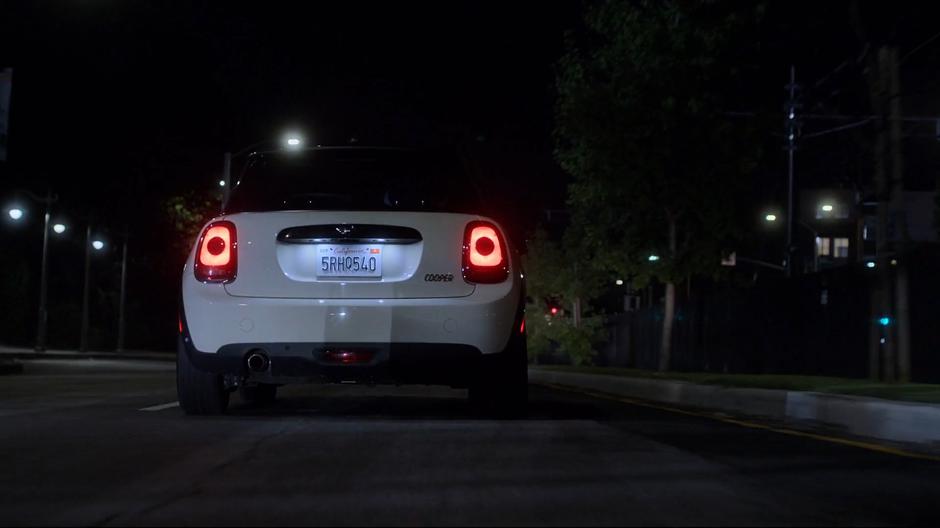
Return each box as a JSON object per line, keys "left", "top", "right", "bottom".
{"left": 554, "top": 0, "right": 765, "bottom": 284}
{"left": 525, "top": 305, "right": 605, "bottom": 366}
{"left": 524, "top": 229, "right": 607, "bottom": 304}
{"left": 523, "top": 229, "right": 607, "bottom": 364}
{"left": 165, "top": 190, "right": 218, "bottom": 257}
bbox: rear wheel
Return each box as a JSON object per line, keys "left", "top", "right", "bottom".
{"left": 177, "top": 336, "right": 229, "bottom": 415}
{"left": 239, "top": 383, "right": 278, "bottom": 405}
{"left": 469, "top": 333, "right": 528, "bottom": 416}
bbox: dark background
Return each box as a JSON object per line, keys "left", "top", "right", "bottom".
{"left": 1, "top": 1, "right": 939, "bottom": 351}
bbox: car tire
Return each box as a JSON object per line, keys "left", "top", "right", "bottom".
{"left": 177, "top": 336, "right": 229, "bottom": 415}
{"left": 469, "top": 332, "right": 528, "bottom": 417}
{"left": 240, "top": 383, "right": 277, "bottom": 405}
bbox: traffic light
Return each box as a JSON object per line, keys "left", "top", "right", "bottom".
{"left": 545, "top": 296, "right": 563, "bottom": 318}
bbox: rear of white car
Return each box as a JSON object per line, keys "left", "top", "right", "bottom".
{"left": 177, "top": 147, "right": 526, "bottom": 414}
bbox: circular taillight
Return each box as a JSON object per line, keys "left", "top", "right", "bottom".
{"left": 207, "top": 236, "right": 226, "bottom": 256}
{"left": 475, "top": 236, "right": 495, "bottom": 256}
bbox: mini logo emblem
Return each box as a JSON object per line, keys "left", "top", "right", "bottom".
{"left": 424, "top": 273, "right": 454, "bottom": 282}
{"left": 336, "top": 225, "right": 354, "bottom": 236}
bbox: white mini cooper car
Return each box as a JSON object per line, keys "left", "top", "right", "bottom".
{"left": 177, "top": 147, "right": 527, "bottom": 414}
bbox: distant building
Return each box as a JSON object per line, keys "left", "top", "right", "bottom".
{"left": 798, "top": 188, "right": 937, "bottom": 272}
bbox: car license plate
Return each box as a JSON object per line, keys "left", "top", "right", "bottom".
{"left": 316, "top": 245, "right": 382, "bottom": 278}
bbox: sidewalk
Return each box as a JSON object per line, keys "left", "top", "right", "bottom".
{"left": 0, "top": 346, "right": 174, "bottom": 363}
{"left": 530, "top": 366, "right": 940, "bottom": 448}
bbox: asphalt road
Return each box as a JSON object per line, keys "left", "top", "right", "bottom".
{"left": 2, "top": 359, "right": 940, "bottom": 526}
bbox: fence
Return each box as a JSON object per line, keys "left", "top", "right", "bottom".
{"left": 595, "top": 244, "right": 940, "bottom": 382}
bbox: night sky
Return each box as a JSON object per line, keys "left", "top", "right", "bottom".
{"left": 1, "top": 1, "right": 939, "bottom": 350}
{"left": 3, "top": 2, "right": 938, "bottom": 216}
{"left": 0, "top": 1, "right": 583, "bottom": 225}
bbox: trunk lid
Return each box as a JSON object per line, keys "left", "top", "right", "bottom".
{"left": 223, "top": 211, "right": 477, "bottom": 299}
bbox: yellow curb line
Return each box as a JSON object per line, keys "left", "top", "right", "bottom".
{"left": 538, "top": 382, "right": 940, "bottom": 463}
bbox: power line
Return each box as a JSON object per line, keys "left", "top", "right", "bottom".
{"left": 803, "top": 44, "right": 870, "bottom": 111}
{"left": 901, "top": 29, "right": 940, "bottom": 64}
{"left": 801, "top": 118, "right": 873, "bottom": 139}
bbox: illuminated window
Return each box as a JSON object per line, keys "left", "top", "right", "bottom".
{"left": 833, "top": 238, "right": 850, "bottom": 258}
{"left": 816, "top": 237, "right": 831, "bottom": 257}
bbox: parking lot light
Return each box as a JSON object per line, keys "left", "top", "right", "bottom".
{"left": 53, "top": 223, "right": 66, "bottom": 234}
{"left": 648, "top": 255, "right": 660, "bottom": 262}
{"left": 8, "top": 207, "right": 24, "bottom": 220}
{"left": 285, "top": 136, "right": 303, "bottom": 149}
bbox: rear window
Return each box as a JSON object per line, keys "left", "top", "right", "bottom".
{"left": 225, "top": 148, "right": 483, "bottom": 214}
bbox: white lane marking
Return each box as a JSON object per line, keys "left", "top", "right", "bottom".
{"left": 139, "top": 401, "right": 179, "bottom": 412}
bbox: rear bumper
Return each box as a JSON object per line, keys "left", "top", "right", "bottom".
{"left": 178, "top": 334, "right": 488, "bottom": 386}
{"left": 181, "top": 274, "right": 522, "bottom": 355}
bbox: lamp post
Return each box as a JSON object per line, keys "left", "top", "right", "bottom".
{"left": 116, "top": 227, "right": 129, "bottom": 352}
{"left": 37, "top": 194, "right": 52, "bottom": 352}
{"left": 764, "top": 211, "right": 822, "bottom": 273}
{"left": 79, "top": 225, "right": 106, "bottom": 353}
{"left": 6, "top": 189, "right": 60, "bottom": 352}
{"left": 797, "top": 220, "right": 820, "bottom": 273}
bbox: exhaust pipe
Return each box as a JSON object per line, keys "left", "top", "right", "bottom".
{"left": 246, "top": 351, "right": 270, "bottom": 373}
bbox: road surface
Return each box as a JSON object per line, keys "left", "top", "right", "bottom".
{"left": 2, "top": 359, "right": 939, "bottom": 526}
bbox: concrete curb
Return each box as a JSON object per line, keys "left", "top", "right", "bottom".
{"left": 530, "top": 368, "right": 940, "bottom": 448}
{"left": 0, "top": 359, "right": 24, "bottom": 375}
{"left": 0, "top": 347, "right": 174, "bottom": 362}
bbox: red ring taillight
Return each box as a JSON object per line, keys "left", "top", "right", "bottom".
{"left": 462, "top": 220, "right": 509, "bottom": 283}
{"left": 194, "top": 220, "right": 237, "bottom": 283}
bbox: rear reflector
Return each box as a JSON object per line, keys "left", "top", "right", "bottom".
{"left": 194, "top": 221, "right": 237, "bottom": 283}
{"left": 322, "top": 349, "right": 375, "bottom": 365}
{"left": 462, "top": 220, "right": 509, "bottom": 283}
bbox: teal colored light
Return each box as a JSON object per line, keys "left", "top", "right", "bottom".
{"left": 879, "top": 317, "right": 891, "bottom": 327}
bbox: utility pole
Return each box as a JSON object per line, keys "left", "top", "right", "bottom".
{"left": 869, "top": 47, "right": 899, "bottom": 382}
{"left": 886, "top": 47, "right": 911, "bottom": 382}
{"left": 79, "top": 223, "right": 93, "bottom": 353}
{"left": 116, "top": 226, "right": 129, "bottom": 352}
{"left": 784, "top": 66, "right": 800, "bottom": 277}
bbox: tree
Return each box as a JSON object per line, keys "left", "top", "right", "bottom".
{"left": 523, "top": 229, "right": 607, "bottom": 365}
{"left": 554, "top": 0, "right": 764, "bottom": 370}
{"left": 165, "top": 190, "right": 219, "bottom": 258}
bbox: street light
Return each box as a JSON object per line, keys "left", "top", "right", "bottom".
{"left": 648, "top": 255, "right": 660, "bottom": 262}
{"left": 80, "top": 227, "right": 108, "bottom": 352}
{"left": 52, "top": 223, "right": 66, "bottom": 234}
{"left": 765, "top": 214, "right": 778, "bottom": 222}
{"left": 821, "top": 204, "right": 834, "bottom": 213}
{"left": 615, "top": 279, "right": 624, "bottom": 286}
{"left": 6, "top": 190, "right": 58, "bottom": 351}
